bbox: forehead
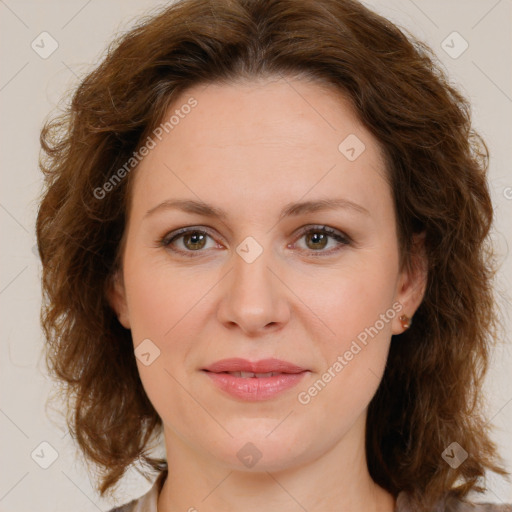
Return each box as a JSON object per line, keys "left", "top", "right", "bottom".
{"left": 128, "top": 77, "right": 390, "bottom": 220}
{"left": 158, "top": 77, "right": 373, "bottom": 155}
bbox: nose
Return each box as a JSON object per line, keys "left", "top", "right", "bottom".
{"left": 216, "top": 242, "right": 291, "bottom": 336}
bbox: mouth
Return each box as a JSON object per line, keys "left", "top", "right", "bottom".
{"left": 202, "top": 357, "right": 308, "bottom": 374}
{"left": 201, "top": 358, "right": 309, "bottom": 401}
{"left": 210, "top": 371, "right": 285, "bottom": 378}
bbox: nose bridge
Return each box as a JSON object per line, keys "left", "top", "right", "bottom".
{"left": 217, "top": 234, "right": 289, "bottom": 333}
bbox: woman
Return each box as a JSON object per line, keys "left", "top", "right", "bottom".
{"left": 35, "top": 0, "right": 512, "bottom": 511}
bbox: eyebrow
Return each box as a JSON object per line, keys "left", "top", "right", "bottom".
{"left": 144, "top": 197, "right": 370, "bottom": 221}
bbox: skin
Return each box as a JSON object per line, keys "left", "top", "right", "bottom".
{"left": 109, "top": 76, "right": 427, "bottom": 512}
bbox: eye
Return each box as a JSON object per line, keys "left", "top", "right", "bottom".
{"left": 291, "top": 225, "right": 351, "bottom": 256}
{"left": 158, "top": 225, "right": 351, "bottom": 258}
{"left": 160, "top": 227, "right": 218, "bottom": 257}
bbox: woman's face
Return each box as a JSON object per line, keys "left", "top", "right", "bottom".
{"left": 110, "top": 77, "right": 426, "bottom": 472}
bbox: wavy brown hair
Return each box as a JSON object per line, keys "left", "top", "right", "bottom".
{"left": 35, "top": 0, "right": 509, "bottom": 509}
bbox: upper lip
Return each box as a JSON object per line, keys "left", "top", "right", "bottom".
{"left": 202, "top": 358, "right": 308, "bottom": 374}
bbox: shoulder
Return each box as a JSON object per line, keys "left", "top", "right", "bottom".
{"left": 106, "top": 495, "right": 149, "bottom": 512}
{"left": 106, "top": 470, "right": 168, "bottom": 512}
{"left": 106, "top": 501, "right": 138, "bottom": 512}
{"left": 396, "top": 490, "right": 512, "bottom": 512}
{"left": 107, "top": 504, "right": 134, "bottom": 512}
{"left": 444, "top": 501, "right": 512, "bottom": 512}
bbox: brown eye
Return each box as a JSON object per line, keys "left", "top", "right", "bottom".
{"left": 160, "top": 225, "right": 351, "bottom": 259}
{"left": 182, "top": 231, "right": 208, "bottom": 250}
{"left": 160, "top": 228, "right": 217, "bottom": 257}
{"left": 294, "top": 226, "right": 351, "bottom": 256}
{"left": 304, "top": 231, "right": 329, "bottom": 250}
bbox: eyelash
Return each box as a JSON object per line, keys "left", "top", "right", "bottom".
{"left": 158, "top": 225, "right": 352, "bottom": 258}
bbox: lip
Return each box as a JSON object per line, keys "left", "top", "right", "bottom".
{"left": 202, "top": 358, "right": 308, "bottom": 374}
{"left": 201, "top": 358, "right": 309, "bottom": 401}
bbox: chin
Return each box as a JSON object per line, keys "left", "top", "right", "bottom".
{"left": 205, "top": 425, "right": 313, "bottom": 472}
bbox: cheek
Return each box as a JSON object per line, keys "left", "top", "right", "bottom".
{"left": 295, "top": 259, "right": 398, "bottom": 407}
{"left": 122, "top": 257, "right": 206, "bottom": 422}
{"left": 300, "top": 258, "right": 398, "bottom": 350}
{"left": 336, "top": 273, "right": 396, "bottom": 338}
{"left": 124, "top": 256, "right": 206, "bottom": 341}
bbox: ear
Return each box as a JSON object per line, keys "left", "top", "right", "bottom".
{"left": 392, "top": 231, "right": 428, "bottom": 335}
{"left": 106, "top": 269, "right": 131, "bottom": 329}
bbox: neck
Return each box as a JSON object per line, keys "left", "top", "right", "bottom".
{"left": 157, "top": 413, "right": 396, "bottom": 512}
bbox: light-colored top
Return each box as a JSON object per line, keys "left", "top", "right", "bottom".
{"left": 108, "top": 470, "right": 512, "bottom": 512}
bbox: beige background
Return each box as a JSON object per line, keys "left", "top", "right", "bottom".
{"left": 0, "top": 0, "right": 511, "bottom": 510}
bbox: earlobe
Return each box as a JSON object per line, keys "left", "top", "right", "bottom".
{"left": 393, "top": 232, "right": 428, "bottom": 335}
{"left": 107, "top": 269, "right": 131, "bottom": 329}
{"left": 399, "top": 314, "right": 412, "bottom": 330}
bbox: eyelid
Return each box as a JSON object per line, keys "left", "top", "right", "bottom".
{"left": 160, "top": 225, "right": 221, "bottom": 249}
{"left": 159, "top": 224, "right": 352, "bottom": 257}
{"left": 289, "top": 224, "right": 352, "bottom": 256}
{"left": 292, "top": 224, "right": 351, "bottom": 244}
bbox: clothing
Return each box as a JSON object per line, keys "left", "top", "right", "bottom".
{"left": 107, "top": 470, "right": 512, "bottom": 512}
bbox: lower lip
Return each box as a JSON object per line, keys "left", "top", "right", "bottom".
{"left": 203, "top": 371, "right": 308, "bottom": 401}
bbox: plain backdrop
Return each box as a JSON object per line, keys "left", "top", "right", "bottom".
{"left": 1, "top": 0, "right": 511, "bottom": 511}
